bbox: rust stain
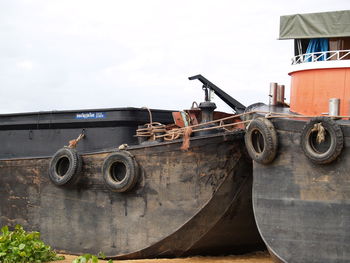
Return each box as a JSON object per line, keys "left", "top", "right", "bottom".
{"left": 31, "top": 168, "right": 41, "bottom": 185}
{"left": 291, "top": 144, "right": 349, "bottom": 201}
{"left": 312, "top": 175, "right": 330, "bottom": 183}
{"left": 8, "top": 195, "right": 22, "bottom": 200}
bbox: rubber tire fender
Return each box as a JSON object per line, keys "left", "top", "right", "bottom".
{"left": 49, "top": 147, "right": 82, "bottom": 186}
{"left": 300, "top": 117, "right": 343, "bottom": 164}
{"left": 245, "top": 117, "right": 278, "bottom": 164}
{"left": 102, "top": 151, "right": 140, "bottom": 192}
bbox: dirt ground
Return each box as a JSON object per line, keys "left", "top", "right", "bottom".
{"left": 51, "top": 252, "right": 273, "bottom": 263}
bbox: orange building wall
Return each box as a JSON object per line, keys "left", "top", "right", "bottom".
{"left": 290, "top": 68, "right": 350, "bottom": 116}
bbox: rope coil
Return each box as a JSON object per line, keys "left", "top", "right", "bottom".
{"left": 135, "top": 108, "right": 347, "bottom": 149}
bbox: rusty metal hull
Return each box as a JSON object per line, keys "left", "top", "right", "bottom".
{"left": 253, "top": 119, "right": 350, "bottom": 263}
{"left": 0, "top": 131, "right": 263, "bottom": 258}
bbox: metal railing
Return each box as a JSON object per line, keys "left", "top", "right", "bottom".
{"left": 292, "top": 49, "right": 350, "bottom": 64}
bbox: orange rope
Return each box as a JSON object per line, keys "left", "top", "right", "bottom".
{"left": 68, "top": 133, "right": 85, "bottom": 148}
{"left": 135, "top": 109, "right": 350, "bottom": 144}
{"left": 180, "top": 127, "right": 193, "bottom": 151}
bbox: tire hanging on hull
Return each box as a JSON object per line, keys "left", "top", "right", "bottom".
{"left": 300, "top": 117, "right": 344, "bottom": 164}
{"left": 245, "top": 117, "right": 278, "bottom": 164}
{"left": 102, "top": 151, "right": 140, "bottom": 192}
{"left": 49, "top": 147, "right": 82, "bottom": 186}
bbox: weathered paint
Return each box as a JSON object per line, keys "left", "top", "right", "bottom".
{"left": 0, "top": 131, "right": 264, "bottom": 258}
{"left": 253, "top": 118, "right": 350, "bottom": 263}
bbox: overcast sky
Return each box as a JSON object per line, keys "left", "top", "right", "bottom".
{"left": 1, "top": 0, "right": 349, "bottom": 114}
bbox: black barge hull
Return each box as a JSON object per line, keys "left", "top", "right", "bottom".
{"left": 252, "top": 118, "right": 350, "bottom": 263}
{"left": 0, "top": 107, "right": 173, "bottom": 159}
{"left": 0, "top": 107, "right": 264, "bottom": 258}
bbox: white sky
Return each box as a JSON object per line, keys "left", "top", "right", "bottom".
{"left": 1, "top": 0, "right": 349, "bottom": 113}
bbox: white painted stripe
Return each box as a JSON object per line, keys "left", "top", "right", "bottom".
{"left": 289, "top": 60, "right": 350, "bottom": 74}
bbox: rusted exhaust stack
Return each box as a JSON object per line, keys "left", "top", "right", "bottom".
{"left": 277, "top": 85, "right": 285, "bottom": 105}
{"left": 269, "top": 83, "right": 285, "bottom": 106}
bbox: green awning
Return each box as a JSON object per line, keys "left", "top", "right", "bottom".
{"left": 279, "top": 10, "right": 350, "bottom": 39}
